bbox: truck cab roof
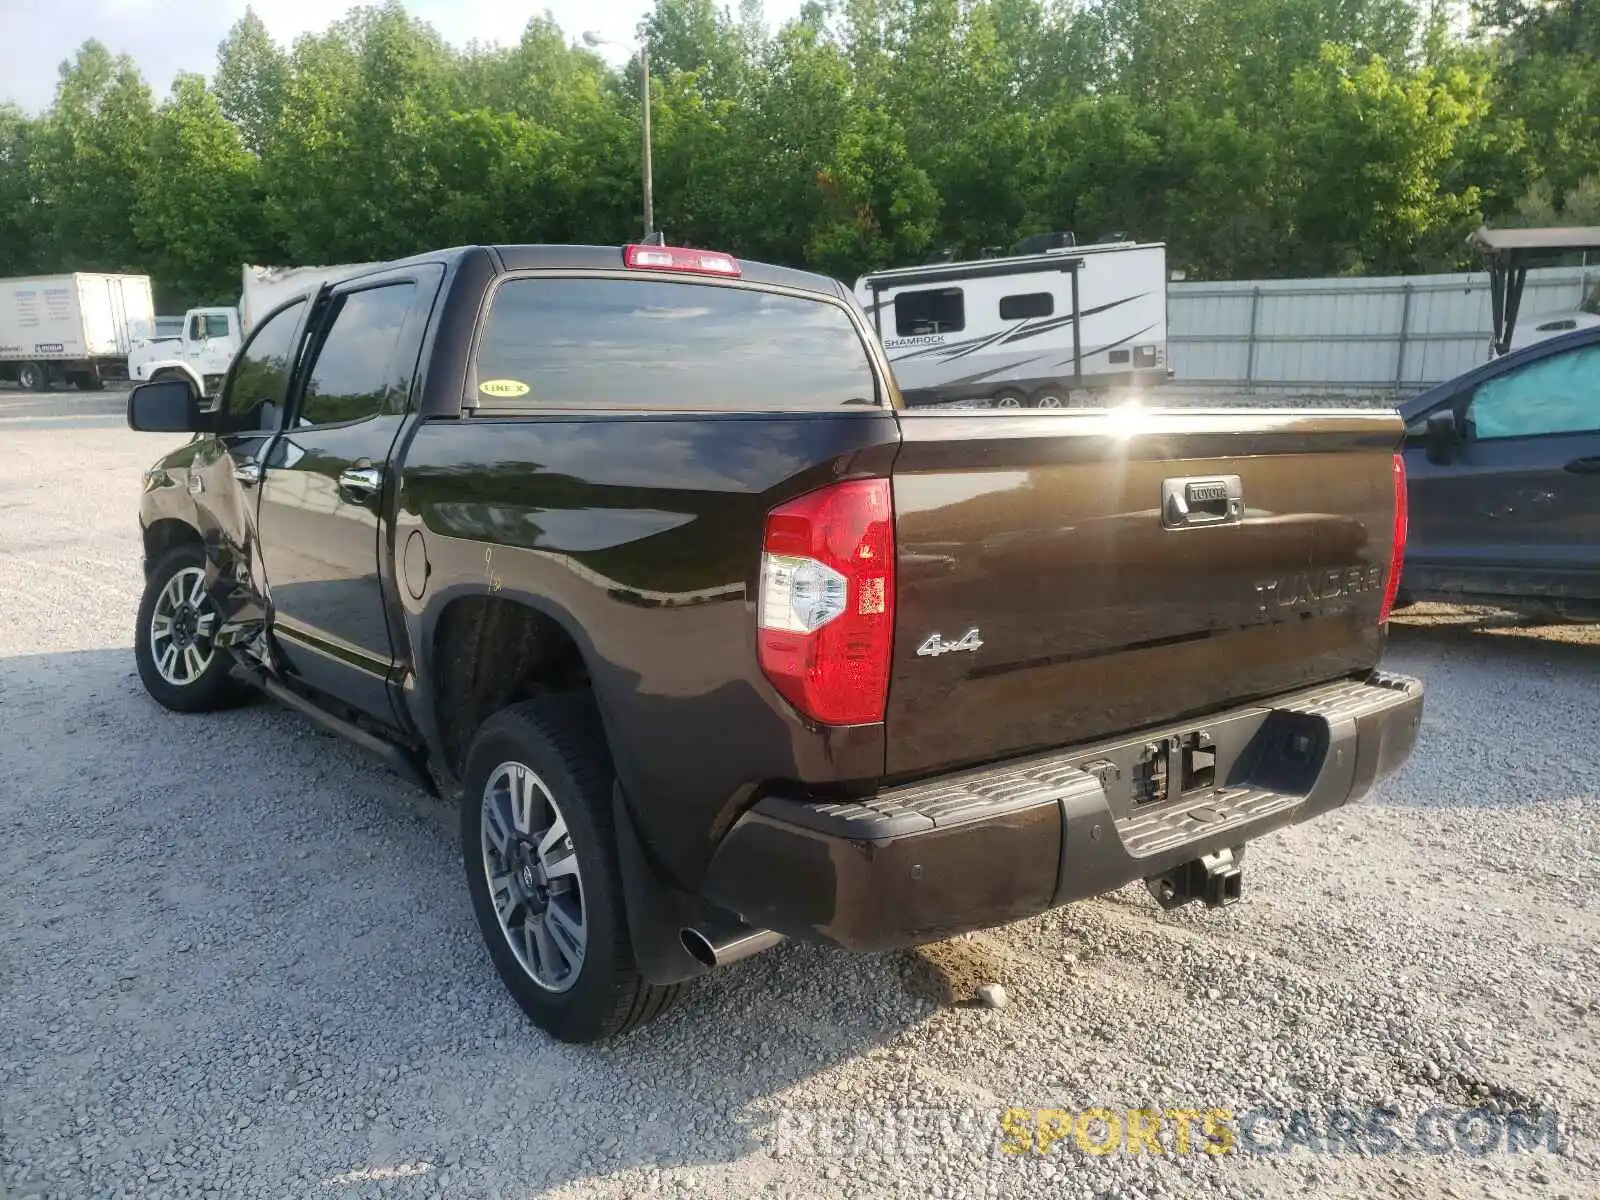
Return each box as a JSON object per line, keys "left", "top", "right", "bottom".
{"left": 341, "top": 244, "right": 850, "bottom": 302}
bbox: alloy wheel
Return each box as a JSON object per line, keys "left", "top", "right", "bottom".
{"left": 149, "top": 565, "right": 218, "bottom": 686}
{"left": 480, "top": 761, "right": 587, "bottom": 992}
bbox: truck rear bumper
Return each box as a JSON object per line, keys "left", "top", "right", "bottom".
{"left": 700, "top": 672, "right": 1422, "bottom": 952}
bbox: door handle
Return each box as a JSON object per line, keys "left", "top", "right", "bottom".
{"left": 1563, "top": 457, "right": 1600, "bottom": 475}
{"left": 233, "top": 460, "right": 262, "bottom": 485}
{"left": 338, "top": 465, "right": 383, "bottom": 501}
{"left": 1161, "top": 474, "right": 1244, "bottom": 528}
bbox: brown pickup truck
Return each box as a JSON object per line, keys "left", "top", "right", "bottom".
{"left": 125, "top": 242, "right": 1423, "bottom": 1042}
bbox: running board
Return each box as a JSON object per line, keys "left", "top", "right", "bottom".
{"left": 230, "top": 658, "right": 436, "bottom": 795}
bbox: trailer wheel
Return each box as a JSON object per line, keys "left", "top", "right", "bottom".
{"left": 1031, "top": 388, "right": 1068, "bottom": 409}
{"left": 18, "top": 362, "right": 50, "bottom": 392}
{"left": 992, "top": 389, "right": 1027, "bottom": 410}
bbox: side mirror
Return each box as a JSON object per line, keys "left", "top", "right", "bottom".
{"left": 1425, "top": 410, "right": 1459, "bottom": 465}
{"left": 127, "top": 379, "right": 210, "bottom": 433}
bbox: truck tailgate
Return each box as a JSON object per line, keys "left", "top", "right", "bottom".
{"left": 885, "top": 408, "right": 1403, "bottom": 777}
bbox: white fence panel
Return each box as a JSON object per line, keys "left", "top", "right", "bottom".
{"left": 1168, "top": 266, "right": 1595, "bottom": 395}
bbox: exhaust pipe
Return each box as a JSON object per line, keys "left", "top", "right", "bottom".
{"left": 680, "top": 921, "right": 784, "bottom": 969}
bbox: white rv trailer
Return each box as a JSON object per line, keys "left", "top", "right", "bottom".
{"left": 853, "top": 238, "right": 1168, "bottom": 407}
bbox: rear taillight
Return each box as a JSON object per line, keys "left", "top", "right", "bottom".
{"left": 623, "top": 244, "right": 741, "bottom": 277}
{"left": 1380, "top": 452, "right": 1408, "bottom": 624}
{"left": 757, "top": 479, "right": 895, "bottom": 725}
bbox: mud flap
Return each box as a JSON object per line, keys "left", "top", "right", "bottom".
{"left": 612, "top": 783, "right": 714, "bottom": 985}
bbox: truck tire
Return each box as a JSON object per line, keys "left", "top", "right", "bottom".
{"left": 461, "top": 695, "right": 680, "bottom": 1043}
{"left": 134, "top": 543, "right": 246, "bottom": 713}
{"left": 74, "top": 374, "right": 105, "bottom": 392}
{"left": 991, "top": 389, "right": 1027, "bottom": 409}
{"left": 18, "top": 361, "right": 49, "bottom": 392}
{"left": 1030, "top": 388, "right": 1068, "bottom": 409}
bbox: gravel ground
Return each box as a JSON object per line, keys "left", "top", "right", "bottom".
{"left": 1, "top": 390, "right": 1595, "bottom": 1200}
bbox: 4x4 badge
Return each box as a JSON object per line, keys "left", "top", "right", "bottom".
{"left": 917, "top": 628, "right": 983, "bottom": 657}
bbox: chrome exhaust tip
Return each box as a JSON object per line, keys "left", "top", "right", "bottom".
{"left": 680, "top": 923, "right": 784, "bottom": 969}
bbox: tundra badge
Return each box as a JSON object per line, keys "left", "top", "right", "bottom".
{"left": 917, "top": 628, "right": 984, "bottom": 657}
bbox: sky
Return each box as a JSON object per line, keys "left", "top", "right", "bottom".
{"left": 0, "top": 0, "right": 802, "bottom": 113}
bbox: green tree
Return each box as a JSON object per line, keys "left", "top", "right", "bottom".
{"left": 1277, "top": 45, "right": 1488, "bottom": 274}
{"left": 1511, "top": 172, "right": 1600, "bottom": 225}
{"left": 643, "top": 0, "right": 754, "bottom": 102}
{"left": 260, "top": 4, "right": 457, "bottom": 261}
{"left": 27, "top": 41, "right": 156, "bottom": 271}
{"left": 0, "top": 104, "right": 44, "bottom": 276}
{"left": 2, "top": 0, "right": 1595, "bottom": 300}
{"left": 214, "top": 8, "right": 289, "bottom": 155}
{"left": 136, "top": 74, "right": 266, "bottom": 307}
{"left": 808, "top": 106, "right": 940, "bottom": 278}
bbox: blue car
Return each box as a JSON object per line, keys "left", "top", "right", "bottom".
{"left": 1397, "top": 324, "right": 1600, "bottom": 618}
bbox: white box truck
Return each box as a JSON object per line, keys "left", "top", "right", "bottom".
{"left": 853, "top": 234, "right": 1169, "bottom": 408}
{"left": 129, "top": 263, "right": 378, "bottom": 398}
{"left": 0, "top": 272, "right": 156, "bottom": 391}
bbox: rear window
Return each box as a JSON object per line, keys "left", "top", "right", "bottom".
{"left": 473, "top": 277, "right": 877, "bottom": 410}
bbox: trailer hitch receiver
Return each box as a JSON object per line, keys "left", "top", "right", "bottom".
{"left": 1145, "top": 847, "right": 1243, "bottom": 911}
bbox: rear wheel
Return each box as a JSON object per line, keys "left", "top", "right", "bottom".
{"left": 1031, "top": 388, "right": 1068, "bottom": 409}
{"left": 134, "top": 543, "right": 246, "bottom": 713}
{"left": 18, "top": 361, "right": 49, "bottom": 392}
{"left": 74, "top": 373, "right": 105, "bottom": 392}
{"left": 461, "top": 695, "right": 679, "bottom": 1043}
{"left": 992, "top": 389, "right": 1027, "bottom": 410}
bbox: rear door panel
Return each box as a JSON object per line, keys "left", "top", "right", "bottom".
{"left": 1407, "top": 432, "right": 1600, "bottom": 596}
{"left": 886, "top": 409, "right": 1400, "bottom": 777}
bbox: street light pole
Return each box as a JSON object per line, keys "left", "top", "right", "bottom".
{"left": 639, "top": 37, "right": 653, "bottom": 240}
{"left": 584, "top": 29, "right": 655, "bottom": 242}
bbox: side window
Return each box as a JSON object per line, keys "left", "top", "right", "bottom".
{"left": 895, "top": 288, "right": 965, "bottom": 336}
{"left": 1000, "top": 292, "right": 1053, "bottom": 321}
{"left": 1467, "top": 344, "right": 1600, "bottom": 441}
{"left": 222, "top": 300, "right": 305, "bottom": 433}
{"left": 294, "top": 284, "right": 416, "bottom": 428}
{"left": 190, "top": 313, "right": 230, "bottom": 339}
{"left": 472, "top": 278, "right": 876, "bottom": 411}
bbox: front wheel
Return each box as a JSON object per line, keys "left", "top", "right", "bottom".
{"left": 462, "top": 696, "right": 678, "bottom": 1043}
{"left": 134, "top": 543, "right": 246, "bottom": 712}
